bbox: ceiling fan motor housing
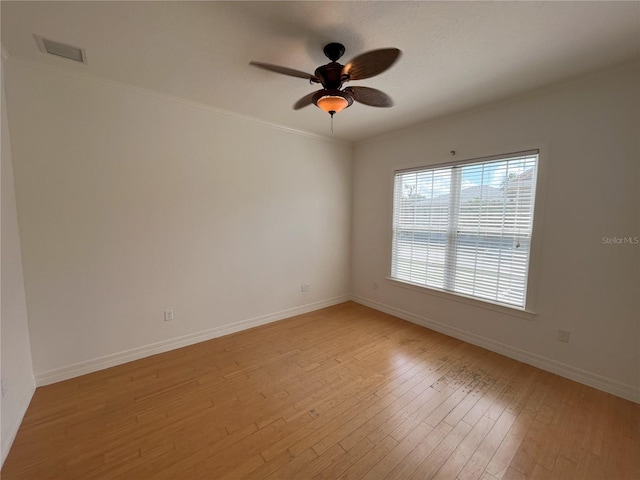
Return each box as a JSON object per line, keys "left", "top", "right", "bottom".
{"left": 315, "top": 62, "right": 348, "bottom": 90}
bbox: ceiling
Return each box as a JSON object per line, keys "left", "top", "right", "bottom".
{"left": 2, "top": 1, "right": 639, "bottom": 142}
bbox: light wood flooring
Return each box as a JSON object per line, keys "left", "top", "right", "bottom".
{"left": 2, "top": 301, "right": 638, "bottom": 479}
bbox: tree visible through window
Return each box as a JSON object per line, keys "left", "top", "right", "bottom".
{"left": 391, "top": 151, "right": 538, "bottom": 308}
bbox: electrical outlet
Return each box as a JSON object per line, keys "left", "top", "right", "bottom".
{"left": 164, "top": 310, "right": 174, "bottom": 322}
{"left": 557, "top": 329, "right": 570, "bottom": 343}
{"left": 301, "top": 283, "right": 310, "bottom": 293}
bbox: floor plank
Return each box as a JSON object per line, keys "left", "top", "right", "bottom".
{"left": 2, "top": 301, "right": 638, "bottom": 479}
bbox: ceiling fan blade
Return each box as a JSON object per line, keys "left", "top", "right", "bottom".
{"left": 343, "top": 48, "right": 401, "bottom": 81}
{"left": 345, "top": 86, "right": 394, "bottom": 107}
{"left": 249, "top": 61, "right": 319, "bottom": 82}
{"left": 293, "top": 90, "right": 322, "bottom": 110}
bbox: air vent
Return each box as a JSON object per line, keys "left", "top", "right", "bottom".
{"left": 34, "top": 35, "right": 87, "bottom": 64}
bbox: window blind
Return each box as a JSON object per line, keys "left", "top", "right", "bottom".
{"left": 391, "top": 151, "right": 538, "bottom": 308}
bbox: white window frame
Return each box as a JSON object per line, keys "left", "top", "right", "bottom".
{"left": 388, "top": 149, "right": 544, "bottom": 317}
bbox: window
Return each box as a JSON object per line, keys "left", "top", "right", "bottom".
{"left": 391, "top": 151, "right": 538, "bottom": 309}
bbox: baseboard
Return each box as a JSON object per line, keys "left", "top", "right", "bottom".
{"left": 35, "top": 295, "right": 349, "bottom": 387}
{"left": 33, "top": 293, "right": 639, "bottom": 403}
{"left": 1, "top": 383, "right": 36, "bottom": 467}
{"left": 350, "top": 294, "right": 640, "bottom": 404}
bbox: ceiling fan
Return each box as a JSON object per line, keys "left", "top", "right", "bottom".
{"left": 250, "top": 42, "right": 401, "bottom": 118}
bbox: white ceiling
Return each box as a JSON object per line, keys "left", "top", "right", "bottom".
{"left": 2, "top": 1, "right": 639, "bottom": 142}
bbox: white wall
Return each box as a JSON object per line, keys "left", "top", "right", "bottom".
{"left": 3, "top": 60, "right": 352, "bottom": 384}
{"left": 1, "top": 57, "right": 35, "bottom": 465}
{"left": 352, "top": 62, "right": 640, "bottom": 402}
{"left": 3, "top": 55, "right": 638, "bottom": 411}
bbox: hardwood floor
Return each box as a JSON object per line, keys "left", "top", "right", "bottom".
{"left": 2, "top": 302, "right": 638, "bottom": 479}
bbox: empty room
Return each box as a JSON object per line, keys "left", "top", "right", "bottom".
{"left": 1, "top": 2, "right": 638, "bottom": 479}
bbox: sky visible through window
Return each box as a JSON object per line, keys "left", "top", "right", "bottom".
{"left": 406, "top": 159, "right": 533, "bottom": 199}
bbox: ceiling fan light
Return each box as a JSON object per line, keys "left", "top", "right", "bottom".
{"left": 313, "top": 89, "right": 353, "bottom": 115}
{"left": 317, "top": 95, "right": 349, "bottom": 114}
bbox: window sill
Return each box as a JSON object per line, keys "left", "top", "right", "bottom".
{"left": 385, "top": 277, "right": 537, "bottom": 321}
